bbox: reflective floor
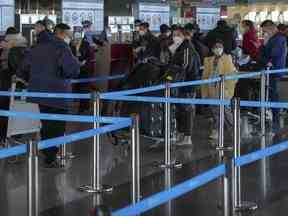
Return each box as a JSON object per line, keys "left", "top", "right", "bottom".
{"left": 1, "top": 110, "right": 288, "bottom": 216}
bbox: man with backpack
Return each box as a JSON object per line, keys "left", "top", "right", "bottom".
{"left": 0, "top": 27, "right": 27, "bottom": 144}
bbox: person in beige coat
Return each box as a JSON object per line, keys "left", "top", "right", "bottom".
{"left": 201, "top": 40, "right": 237, "bottom": 144}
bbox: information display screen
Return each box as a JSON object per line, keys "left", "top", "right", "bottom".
{"left": 62, "top": 0, "right": 104, "bottom": 32}
{"left": 197, "top": 7, "right": 220, "bottom": 31}
{"left": 139, "top": 3, "right": 170, "bottom": 32}
{"left": 0, "top": 0, "right": 14, "bottom": 33}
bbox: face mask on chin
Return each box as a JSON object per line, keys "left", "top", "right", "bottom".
{"left": 139, "top": 30, "right": 146, "bottom": 36}
{"left": 213, "top": 47, "right": 224, "bottom": 57}
{"left": 64, "top": 37, "right": 71, "bottom": 45}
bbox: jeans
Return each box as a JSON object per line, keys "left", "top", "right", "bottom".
{"left": 39, "top": 105, "right": 66, "bottom": 164}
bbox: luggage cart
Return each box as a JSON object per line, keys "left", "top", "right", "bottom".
{"left": 5, "top": 76, "right": 41, "bottom": 162}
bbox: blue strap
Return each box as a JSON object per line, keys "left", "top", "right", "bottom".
{"left": 0, "top": 119, "right": 131, "bottom": 160}
{"left": 0, "top": 91, "right": 90, "bottom": 99}
{"left": 241, "top": 100, "right": 288, "bottom": 109}
{"left": 67, "top": 74, "right": 126, "bottom": 84}
{"left": 38, "top": 120, "right": 131, "bottom": 150}
{"left": 0, "top": 144, "right": 26, "bottom": 160}
{"left": 0, "top": 110, "right": 130, "bottom": 124}
{"left": 112, "top": 164, "right": 225, "bottom": 216}
{"left": 103, "top": 95, "right": 230, "bottom": 106}
{"left": 235, "top": 140, "right": 288, "bottom": 167}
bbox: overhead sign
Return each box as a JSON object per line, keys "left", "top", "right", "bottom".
{"left": 138, "top": 3, "right": 170, "bottom": 32}
{"left": 62, "top": 0, "right": 104, "bottom": 32}
{"left": 201, "top": 0, "right": 235, "bottom": 5}
{"left": 197, "top": 7, "right": 220, "bottom": 31}
{"left": 0, "top": 0, "right": 14, "bottom": 33}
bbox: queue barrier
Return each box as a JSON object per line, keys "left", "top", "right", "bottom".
{"left": 0, "top": 108, "right": 135, "bottom": 216}
{"left": 0, "top": 68, "right": 287, "bottom": 215}
{"left": 111, "top": 97, "right": 288, "bottom": 216}
{"left": 0, "top": 68, "right": 285, "bottom": 100}
{"left": 105, "top": 68, "right": 288, "bottom": 216}
{"left": 112, "top": 138, "right": 288, "bottom": 216}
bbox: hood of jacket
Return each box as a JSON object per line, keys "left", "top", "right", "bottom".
{"left": 5, "top": 33, "right": 27, "bottom": 48}
{"left": 37, "top": 31, "right": 54, "bottom": 44}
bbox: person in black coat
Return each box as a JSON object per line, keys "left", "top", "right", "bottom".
{"left": 18, "top": 23, "right": 80, "bottom": 167}
{"left": 205, "top": 20, "right": 237, "bottom": 54}
{"left": 158, "top": 24, "right": 172, "bottom": 64}
{"left": 184, "top": 23, "right": 209, "bottom": 65}
{"left": 168, "top": 26, "right": 201, "bottom": 146}
{"left": 134, "top": 22, "right": 160, "bottom": 61}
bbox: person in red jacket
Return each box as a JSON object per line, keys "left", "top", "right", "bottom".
{"left": 241, "top": 20, "right": 259, "bottom": 60}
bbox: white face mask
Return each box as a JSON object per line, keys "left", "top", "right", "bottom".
{"left": 213, "top": 47, "right": 224, "bottom": 56}
{"left": 166, "top": 31, "right": 171, "bottom": 37}
{"left": 139, "top": 30, "right": 146, "bottom": 36}
{"left": 64, "top": 37, "right": 71, "bottom": 45}
{"left": 135, "top": 26, "right": 140, "bottom": 32}
{"left": 173, "top": 36, "right": 184, "bottom": 45}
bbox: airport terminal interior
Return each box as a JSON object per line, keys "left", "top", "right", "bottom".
{"left": 2, "top": 0, "right": 288, "bottom": 216}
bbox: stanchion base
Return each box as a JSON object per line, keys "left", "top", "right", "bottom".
{"left": 157, "top": 161, "right": 183, "bottom": 169}
{"left": 235, "top": 201, "right": 258, "bottom": 212}
{"left": 57, "top": 153, "right": 76, "bottom": 160}
{"left": 216, "top": 147, "right": 233, "bottom": 152}
{"left": 78, "top": 185, "right": 113, "bottom": 194}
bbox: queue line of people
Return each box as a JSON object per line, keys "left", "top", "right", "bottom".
{"left": 131, "top": 19, "right": 287, "bottom": 146}
{"left": 0, "top": 17, "right": 287, "bottom": 166}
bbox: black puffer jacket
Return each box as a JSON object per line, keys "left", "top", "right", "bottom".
{"left": 137, "top": 31, "right": 161, "bottom": 60}
{"left": 170, "top": 40, "right": 201, "bottom": 82}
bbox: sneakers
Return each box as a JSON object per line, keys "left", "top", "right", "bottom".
{"left": 176, "top": 136, "right": 192, "bottom": 146}
{"left": 209, "top": 130, "right": 218, "bottom": 148}
{"left": 209, "top": 129, "right": 218, "bottom": 140}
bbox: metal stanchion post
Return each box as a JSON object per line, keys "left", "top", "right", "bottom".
{"left": 27, "top": 140, "right": 38, "bottom": 216}
{"left": 159, "top": 82, "right": 182, "bottom": 169}
{"left": 58, "top": 133, "right": 76, "bottom": 166}
{"left": 223, "top": 154, "right": 233, "bottom": 216}
{"left": 79, "top": 92, "right": 113, "bottom": 193}
{"left": 231, "top": 98, "right": 258, "bottom": 212}
{"left": 164, "top": 168, "right": 173, "bottom": 216}
{"left": 216, "top": 75, "right": 225, "bottom": 159}
{"left": 131, "top": 114, "right": 141, "bottom": 204}
{"left": 260, "top": 71, "right": 266, "bottom": 140}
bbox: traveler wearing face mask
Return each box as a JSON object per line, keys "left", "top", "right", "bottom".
{"left": 132, "top": 20, "right": 142, "bottom": 49}
{"left": 18, "top": 23, "right": 80, "bottom": 168}
{"left": 34, "top": 19, "right": 54, "bottom": 45}
{"left": 158, "top": 24, "right": 172, "bottom": 63}
{"left": 201, "top": 40, "right": 237, "bottom": 145}
{"left": 134, "top": 22, "right": 160, "bottom": 61}
{"left": 72, "top": 20, "right": 98, "bottom": 113}
{"left": 169, "top": 27, "right": 201, "bottom": 146}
